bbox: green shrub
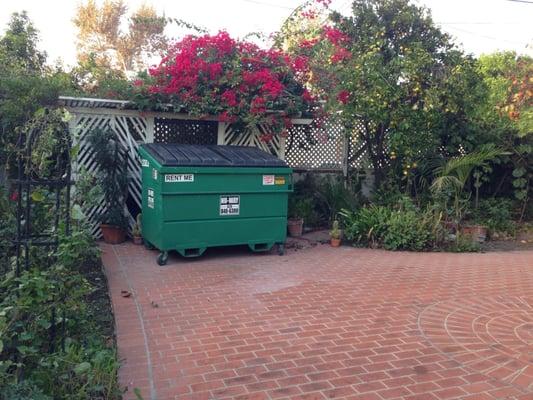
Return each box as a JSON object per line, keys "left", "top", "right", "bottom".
{"left": 55, "top": 226, "right": 101, "bottom": 270}
{"left": 383, "top": 210, "right": 432, "bottom": 251}
{"left": 0, "top": 266, "right": 91, "bottom": 381}
{"left": 447, "top": 233, "right": 481, "bottom": 252}
{"left": 288, "top": 197, "right": 314, "bottom": 220}
{"left": 28, "top": 342, "right": 120, "bottom": 400}
{"left": 292, "top": 173, "right": 361, "bottom": 228}
{"left": 0, "top": 226, "right": 121, "bottom": 399}
{"left": 0, "top": 380, "right": 51, "bottom": 400}
{"left": 340, "top": 205, "right": 391, "bottom": 246}
{"left": 471, "top": 198, "right": 515, "bottom": 235}
{"left": 340, "top": 197, "right": 435, "bottom": 251}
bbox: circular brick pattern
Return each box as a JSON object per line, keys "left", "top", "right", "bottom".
{"left": 419, "top": 296, "right": 533, "bottom": 390}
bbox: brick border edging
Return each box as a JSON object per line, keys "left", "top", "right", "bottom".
{"left": 109, "top": 246, "right": 157, "bottom": 400}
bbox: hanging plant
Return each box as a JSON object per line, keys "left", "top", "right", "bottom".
{"left": 134, "top": 31, "right": 315, "bottom": 138}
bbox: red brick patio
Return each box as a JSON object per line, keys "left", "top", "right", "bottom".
{"left": 101, "top": 243, "right": 533, "bottom": 400}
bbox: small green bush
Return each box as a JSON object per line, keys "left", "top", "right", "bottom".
{"left": 471, "top": 198, "right": 515, "bottom": 236}
{"left": 340, "top": 205, "right": 391, "bottom": 246}
{"left": 341, "top": 197, "right": 434, "bottom": 251}
{"left": 447, "top": 233, "right": 481, "bottom": 252}
{"left": 291, "top": 173, "right": 362, "bottom": 228}
{"left": 0, "top": 226, "right": 121, "bottom": 399}
{"left": 0, "top": 380, "right": 51, "bottom": 400}
{"left": 383, "top": 210, "right": 432, "bottom": 251}
{"left": 28, "top": 342, "right": 120, "bottom": 400}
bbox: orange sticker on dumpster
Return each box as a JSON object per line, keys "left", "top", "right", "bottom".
{"left": 275, "top": 176, "right": 285, "bottom": 185}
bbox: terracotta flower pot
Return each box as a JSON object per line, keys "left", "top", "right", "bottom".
{"left": 461, "top": 225, "right": 487, "bottom": 243}
{"left": 330, "top": 238, "right": 341, "bottom": 247}
{"left": 133, "top": 235, "right": 143, "bottom": 245}
{"left": 100, "top": 224, "right": 126, "bottom": 244}
{"left": 287, "top": 218, "right": 304, "bottom": 237}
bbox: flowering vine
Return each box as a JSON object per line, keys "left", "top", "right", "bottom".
{"left": 135, "top": 31, "right": 315, "bottom": 139}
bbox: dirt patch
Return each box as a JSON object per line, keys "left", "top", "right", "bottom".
{"left": 480, "top": 239, "right": 533, "bottom": 252}
{"left": 81, "top": 260, "right": 116, "bottom": 342}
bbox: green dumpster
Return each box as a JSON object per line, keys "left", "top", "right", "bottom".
{"left": 138, "top": 144, "right": 292, "bottom": 265}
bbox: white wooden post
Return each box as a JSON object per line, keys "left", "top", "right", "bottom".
{"left": 342, "top": 131, "right": 349, "bottom": 187}
{"left": 217, "top": 122, "right": 226, "bottom": 145}
{"left": 279, "top": 136, "right": 286, "bottom": 160}
{"left": 145, "top": 116, "right": 155, "bottom": 143}
{"left": 68, "top": 116, "right": 79, "bottom": 181}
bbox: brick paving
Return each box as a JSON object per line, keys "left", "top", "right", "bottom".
{"left": 101, "top": 243, "right": 533, "bottom": 400}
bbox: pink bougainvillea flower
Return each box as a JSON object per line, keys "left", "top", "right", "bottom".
{"left": 337, "top": 90, "right": 350, "bottom": 104}
{"left": 323, "top": 26, "right": 349, "bottom": 45}
{"left": 302, "top": 89, "right": 315, "bottom": 102}
{"left": 262, "top": 80, "right": 284, "bottom": 98}
{"left": 300, "top": 38, "right": 319, "bottom": 49}
{"left": 221, "top": 90, "right": 238, "bottom": 107}
{"left": 251, "top": 97, "right": 267, "bottom": 114}
{"left": 137, "top": 31, "right": 313, "bottom": 136}
{"left": 330, "top": 47, "right": 351, "bottom": 63}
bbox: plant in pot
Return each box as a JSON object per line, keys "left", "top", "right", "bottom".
{"left": 87, "top": 127, "right": 129, "bottom": 244}
{"left": 132, "top": 213, "right": 142, "bottom": 244}
{"left": 430, "top": 144, "right": 505, "bottom": 245}
{"left": 329, "top": 219, "right": 342, "bottom": 247}
{"left": 288, "top": 198, "right": 311, "bottom": 237}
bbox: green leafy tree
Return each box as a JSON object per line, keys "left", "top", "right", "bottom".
{"left": 73, "top": 0, "right": 167, "bottom": 75}
{"left": 288, "top": 0, "right": 486, "bottom": 188}
{"left": 0, "top": 12, "right": 73, "bottom": 178}
{"left": 477, "top": 52, "right": 532, "bottom": 219}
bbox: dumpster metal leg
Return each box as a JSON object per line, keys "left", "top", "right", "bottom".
{"left": 157, "top": 251, "right": 169, "bottom": 266}
{"left": 277, "top": 243, "right": 285, "bottom": 256}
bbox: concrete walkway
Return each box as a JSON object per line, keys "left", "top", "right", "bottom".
{"left": 101, "top": 243, "right": 533, "bottom": 400}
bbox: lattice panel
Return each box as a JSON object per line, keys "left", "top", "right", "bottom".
{"left": 285, "top": 118, "right": 370, "bottom": 170}
{"left": 285, "top": 119, "right": 344, "bottom": 169}
{"left": 348, "top": 121, "right": 371, "bottom": 169}
{"left": 154, "top": 118, "right": 217, "bottom": 144}
{"left": 221, "top": 123, "right": 285, "bottom": 159}
{"left": 71, "top": 113, "right": 148, "bottom": 237}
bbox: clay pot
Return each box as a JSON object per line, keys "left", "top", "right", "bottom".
{"left": 516, "top": 229, "right": 533, "bottom": 242}
{"left": 133, "top": 235, "right": 143, "bottom": 245}
{"left": 461, "top": 225, "right": 488, "bottom": 243}
{"left": 287, "top": 218, "right": 304, "bottom": 237}
{"left": 100, "top": 224, "right": 126, "bottom": 244}
{"left": 330, "top": 238, "right": 341, "bottom": 247}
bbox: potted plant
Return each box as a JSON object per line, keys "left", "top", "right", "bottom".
{"left": 430, "top": 145, "right": 504, "bottom": 247}
{"left": 88, "top": 127, "right": 129, "bottom": 244}
{"left": 460, "top": 224, "right": 488, "bottom": 243}
{"left": 288, "top": 198, "right": 311, "bottom": 237}
{"left": 132, "top": 213, "right": 142, "bottom": 244}
{"left": 329, "top": 219, "right": 342, "bottom": 247}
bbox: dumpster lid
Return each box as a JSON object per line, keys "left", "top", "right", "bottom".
{"left": 140, "top": 144, "right": 289, "bottom": 168}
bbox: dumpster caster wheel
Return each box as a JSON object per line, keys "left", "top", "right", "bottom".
{"left": 144, "top": 241, "right": 155, "bottom": 250}
{"left": 278, "top": 244, "right": 285, "bottom": 256}
{"left": 157, "top": 251, "right": 168, "bottom": 266}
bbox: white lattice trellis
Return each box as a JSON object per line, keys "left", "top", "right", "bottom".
{"left": 60, "top": 96, "right": 312, "bottom": 237}
{"left": 285, "top": 118, "right": 369, "bottom": 171}
{"left": 217, "top": 122, "right": 286, "bottom": 159}
{"left": 69, "top": 110, "right": 150, "bottom": 237}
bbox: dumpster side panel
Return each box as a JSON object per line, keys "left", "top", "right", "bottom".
{"left": 139, "top": 147, "right": 165, "bottom": 249}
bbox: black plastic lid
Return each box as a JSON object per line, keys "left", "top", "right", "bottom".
{"left": 141, "top": 144, "right": 289, "bottom": 168}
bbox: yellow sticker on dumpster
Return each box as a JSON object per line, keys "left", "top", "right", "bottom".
{"left": 275, "top": 176, "right": 285, "bottom": 185}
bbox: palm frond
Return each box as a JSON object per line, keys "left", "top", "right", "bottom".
{"left": 431, "top": 144, "right": 506, "bottom": 194}
{"left": 431, "top": 175, "right": 462, "bottom": 193}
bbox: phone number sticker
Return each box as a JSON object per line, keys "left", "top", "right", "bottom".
{"left": 220, "top": 195, "right": 240, "bottom": 216}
